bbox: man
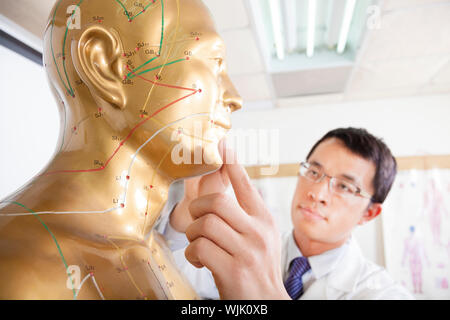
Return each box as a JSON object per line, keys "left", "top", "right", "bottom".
{"left": 159, "top": 127, "right": 415, "bottom": 299}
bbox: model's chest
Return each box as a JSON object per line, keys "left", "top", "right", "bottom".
{"left": 60, "top": 235, "right": 199, "bottom": 300}
{"left": 1, "top": 232, "right": 198, "bottom": 300}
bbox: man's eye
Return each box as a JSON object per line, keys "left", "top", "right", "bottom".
{"left": 338, "top": 183, "right": 349, "bottom": 191}
{"left": 307, "top": 169, "right": 319, "bottom": 177}
{"left": 337, "top": 182, "right": 353, "bottom": 193}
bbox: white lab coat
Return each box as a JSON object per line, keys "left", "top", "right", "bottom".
{"left": 284, "top": 234, "right": 415, "bottom": 300}
{"left": 156, "top": 194, "right": 414, "bottom": 300}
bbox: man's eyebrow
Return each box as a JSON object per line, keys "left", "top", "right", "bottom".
{"left": 310, "top": 160, "right": 322, "bottom": 168}
{"left": 339, "top": 173, "right": 357, "bottom": 183}
{"left": 311, "top": 160, "right": 360, "bottom": 185}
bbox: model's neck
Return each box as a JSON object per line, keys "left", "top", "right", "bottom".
{"left": 10, "top": 101, "right": 174, "bottom": 240}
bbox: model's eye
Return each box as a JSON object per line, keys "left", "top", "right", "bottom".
{"left": 214, "top": 58, "right": 224, "bottom": 69}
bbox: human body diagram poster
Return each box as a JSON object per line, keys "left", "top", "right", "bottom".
{"left": 382, "top": 169, "right": 450, "bottom": 299}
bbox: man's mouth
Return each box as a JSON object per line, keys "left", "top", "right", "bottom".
{"left": 298, "top": 205, "right": 327, "bottom": 221}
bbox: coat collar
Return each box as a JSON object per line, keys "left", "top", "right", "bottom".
{"left": 283, "top": 231, "right": 350, "bottom": 282}
{"left": 282, "top": 231, "right": 365, "bottom": 298}
{"left": 325, "top": 236, "right": 364, "bottom": 294}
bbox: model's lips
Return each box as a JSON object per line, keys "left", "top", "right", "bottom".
{"left": 213, "top": 120, "right": 231, "bottom": 129}
{"left": 212, "top": 112, "right": 231, "bottom": 129}
{"left": 298, "top": 205, "right": 327, "bottom": 221}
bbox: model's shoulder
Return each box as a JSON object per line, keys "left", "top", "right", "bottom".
{"left": 0, "top": 235, "right": 74, "bottom": 299}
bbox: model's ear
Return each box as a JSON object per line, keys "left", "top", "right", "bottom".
{"left": 72, "top": 26, "right": 126, "bottom": 109}
{"left": 358, "top": 202, "right": 382, "bottom": 225}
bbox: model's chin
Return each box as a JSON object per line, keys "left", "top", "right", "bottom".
{"left": 163, "top": 140, "right": 223, "bottom": 180}
{"left": 191, "top": 140, "right": 224, "bottom": 176}
{"left": 162, "top": 123, "right": 228, "bottom": 180}
{"left": 203, "top": 139, "right": 223, "bottom": 165}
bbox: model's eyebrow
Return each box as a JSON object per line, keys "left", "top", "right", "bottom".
{"left": 212, "top": 36, "right": 226, "bottom": 54}
{"left": 213, "top": 47, "right": 225, "bottom": 58}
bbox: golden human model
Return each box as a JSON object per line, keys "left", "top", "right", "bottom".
{"left": 0, "top": 0, "right": 241, "bottom": 299}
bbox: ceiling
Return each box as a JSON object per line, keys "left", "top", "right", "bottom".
{"left": 1, "top": 0, "right": 450, "bottom": 110}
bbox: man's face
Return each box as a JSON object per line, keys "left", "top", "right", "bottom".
{"left": 291, "top": 138, "right": 378, "bottom": 245}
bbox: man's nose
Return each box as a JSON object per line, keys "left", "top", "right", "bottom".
{"left": 307, "top": 177, "right": 331, "bottom": 205}
{"left": 221, "top": 73, "right": 242, "bottom": 112}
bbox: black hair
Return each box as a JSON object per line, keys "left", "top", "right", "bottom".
{"left": 306, "top": 127, "right": 397, "bottom": 203}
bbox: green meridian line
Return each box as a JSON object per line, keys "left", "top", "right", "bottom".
{"left": 131, "top": 1, "right": 155, "bottom": 20}
{"left": 125, "top": 0, "right": 164, "bottom": 78}
{"left": 50, "top": 0, "right": 84, "bottom": 97}
{"left": 129, "top": 58, "right": 185, "bottom": 78}
{"left": 50, "top": 0, "right": 72, "bottom": 95}
{"left": 159, "top": 0, "right": 164, "bottom": 55}
{"left": 62, "top": 0, "right": 85, "bottom": 96}
{"left": 62, "top": 21, "right": 73, "bottom": 96}
{"left": 58, "top": 0, "right": 84, "bottom": 152}
{"left": 127, "top": 56, "right": 159, "bottom": 78}
{"left": 115, "top": 0, "right": 132, "bottom": 20}
{"left": 9, "top": 201, "right": 77, "bottom": 299}
{"left": 51, "top": 0, "right": 68, "bottom": 151}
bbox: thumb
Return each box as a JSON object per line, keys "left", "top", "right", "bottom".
{"left": 197, "top": 165, "right": 229, "bottom": 196}
{"left": 184, "top": 176, "right": 201, "bottom": 200}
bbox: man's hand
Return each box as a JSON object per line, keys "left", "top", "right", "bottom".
{"left": 169, "top": 142, "right": 230, "bottom": 233}
{"left": 184, "top": 151, "right": 290, "bottom": 300}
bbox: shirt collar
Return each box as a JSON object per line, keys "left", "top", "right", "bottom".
{"left": 284, "top": 231, "right": 350, "bottom": 280}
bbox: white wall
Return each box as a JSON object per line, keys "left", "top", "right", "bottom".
{"left": 231, "top": 94, "right": 450, "bottom": 162}
{"left": 230, "top": 93, "right": 450, "bottom": 266}
{"left": 0, "top": 45, "right": 59, "bottom": 200}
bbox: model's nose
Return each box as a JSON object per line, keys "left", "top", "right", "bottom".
{"left": 222, "top": 73, "right": 242, "bottom": 112}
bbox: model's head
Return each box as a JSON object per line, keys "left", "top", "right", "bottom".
{"left": 43, "top": 0, "right": 242, "bottom": 179}
{"left": 291, "top": 127, "right": 397, "bottom": 245}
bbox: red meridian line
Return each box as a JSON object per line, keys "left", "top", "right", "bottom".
{"left": 125, "top": 65, "right": 196, "bottom": 92}
{"left": 41, "top": 167, "right": 104, "bottom": 175}
{"left": 42, "top": 90, "right": 199, "bottom": 176}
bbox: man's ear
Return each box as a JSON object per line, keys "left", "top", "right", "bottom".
{"left": 72, "top": 25, "right": 126, "bottom": 109}
{"left": 358, "top": 202, "right": 382, "bottom": 225}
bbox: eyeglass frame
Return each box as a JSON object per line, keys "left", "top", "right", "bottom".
{"left": 298, "top": 161, "right": 373, "bottom": 201}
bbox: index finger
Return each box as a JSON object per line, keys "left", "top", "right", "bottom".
{"left": 223, "top": 146, "right": 264, "bottom": 216}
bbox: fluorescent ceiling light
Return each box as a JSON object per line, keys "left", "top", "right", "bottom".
{"left": 249, "top": 0, "right": 370, "bottom": 74}
{"left": 283, "top": 0, "right": 297, "bottom": 53}
{"left": 326, "top": 0, "right": 346, "bottom": 49}
{"left": 306, "top": 0, "right": 316, "bottom": 57}
{"left": 337, "top": 0, "right": 356, "bottom": 54}
{"left": 268, "top": 0, "right": 285, "bottom": 60}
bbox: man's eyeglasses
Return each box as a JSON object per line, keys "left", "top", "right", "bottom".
{"left": 298, "top": 162, "right": 372, "bottom": 200}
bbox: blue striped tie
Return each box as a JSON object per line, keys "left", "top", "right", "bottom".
{"left": 284, "top": 256, "right": 311, "bottom": 300}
